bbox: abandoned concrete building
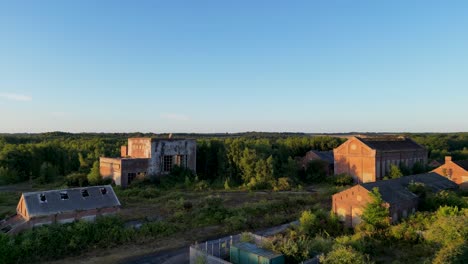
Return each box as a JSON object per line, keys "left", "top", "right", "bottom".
{"left": 334, "top": 136, "right": 428, "bottom": 183}
{"left": 332, "top": 172, "right": 458, "bottom": 227}
{"left": 432, "top": 156, "right": 468, "bottom": 189}
{"left": 0, "top": 185, "right": 120, "bottom": 235}
{"left": 299, "top": 150, "right": 334, "bottom": 175}
{"left": 100, "top": 137, "right": 197, "bottom": 187}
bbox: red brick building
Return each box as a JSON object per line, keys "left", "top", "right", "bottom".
{"left": 334, "top": 136, "right": 427, "bottom": 183}
{"left": 0, "top": 185, "right": 120, "bottom": 235}
{"left": 100, "top": 137, "right": 197, "bottom": 187}
{"left": 332, "top": 172, "right": 458, "bottom": 227}
{"left": 432, "top": 156, "right": 468, "bottom": 189}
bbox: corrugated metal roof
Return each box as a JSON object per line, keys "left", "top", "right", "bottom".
{"left": 23, "top": 185, "right": 121, "bottom": 218}
{"left": 361, "top": 172, "right": 458, "bottom": 204}
{"left": 232, "top": 242, "right": 282, "bottom": 259}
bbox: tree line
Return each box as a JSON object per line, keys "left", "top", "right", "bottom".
{"left": 0, "top": 132, "right": 468, "bottom": 187}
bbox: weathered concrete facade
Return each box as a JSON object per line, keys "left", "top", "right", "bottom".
{"left": 334, "top": 136, "right": 427, "bottom": 183}
{"left": 100, "top": 137, "right": 196, "bottom": 187}
{"left": 432, "top": 156, "right": 468, "bottom": 189}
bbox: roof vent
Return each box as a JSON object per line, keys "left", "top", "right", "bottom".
{"left": 60, "top": 191, "right": 69, "bottom": 200}
{"left": 39, "top": 193, "right": 47, "bottom": 203}
{"left": 81, "top": 189, "right": 89, "bottom": 198}
{"left": 100, "top": 187, "right": 107, "bottom": 195}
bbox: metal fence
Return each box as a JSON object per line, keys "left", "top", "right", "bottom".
{"left": 189, "top": 231, "right": 319, "bottom": 264}
{"left": 189, "top": 232, "right": 267, "bottom": 264}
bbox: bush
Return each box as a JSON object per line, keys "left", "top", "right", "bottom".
{"left": 224, "top": 214, "right": 247, "bottom": 232}
{"left": 65, "top": 173, "right": 89, "bottom": 187}
{"left": 319, "top": 245, "right": 373, "bottom": 264}
{"left": 330, "top": 174, "right": 354, "bottom": 186}
{"left": 274, "top": 177, "right": 292, "bottom": 191}
{"left": 433, "top": 241, "right": 468, "bottom": 264}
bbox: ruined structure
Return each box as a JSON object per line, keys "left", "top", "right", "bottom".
{"left": 100, "top": 137, "right": 196, "bottom": 187}
{"left": 334, "top": 136, "right": 427, "bottom": 183}
{"left": 1, "top": 185, "right": 120, "bottom": 234}
{"left": 332, "top": 172, "right": 458, "bottom": 227}
{"left": 432, "top": 156, "right": 468, "bottom": 189}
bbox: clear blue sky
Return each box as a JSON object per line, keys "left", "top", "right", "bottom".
{"left": 0, "top": 1, "right": 467, "bottom": 133}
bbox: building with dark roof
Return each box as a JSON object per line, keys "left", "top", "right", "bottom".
{"left": 299, "top": 150, "right": 334, "bottom": 175}
{"left": 100, "top": 137, "right": 196, "bottom": 187}
{"left": 432, "top": 156, "right": 468, "bottom": 189}
{"left": 1, "top": 185, "right": 120, "bottom": 234}
{"left": 332, "top": 172, "right": 458, "bottom": 227}
{"left": 334, "top": 136, "right": 427, "bottom": 183}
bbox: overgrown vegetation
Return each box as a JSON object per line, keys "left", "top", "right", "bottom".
{"left": 0, "top": 190, "right": 323, "bottom": 263}
{"left": 261, "top": 187, "right": 468, "bottom": 263}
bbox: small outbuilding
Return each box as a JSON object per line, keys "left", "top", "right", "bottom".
{"left": 1, "top": 185, "right": 120, "bottom": 234}
{"left": 230, "top": 242, "right": 285, "bottom": 264}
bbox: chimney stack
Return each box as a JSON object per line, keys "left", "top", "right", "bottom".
{"left": 445, "top": 156, "right": 452, "bottom": 163}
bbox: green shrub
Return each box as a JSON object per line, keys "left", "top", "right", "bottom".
{"left": 319, "top": 245, "right": 373, "bottom": 264}
{"left": 65, "top": 172, "right": 89, "bottom": 187}
{"left": 330, "top": 174, "right": 354, "bottom": 186}
{"left": 224, "top": 214, "right": 247, "bottom": 232}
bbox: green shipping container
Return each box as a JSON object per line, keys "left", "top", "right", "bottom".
{"left": 230, "top": 242, "right": 285, "bottom": 264}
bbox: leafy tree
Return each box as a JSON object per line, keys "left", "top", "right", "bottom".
{"left": 299, "top": 210, "right": 318, "bottom": 235}
{"left": 87, "top": 161, "right": 101, "bottom": 185}
{"left": 0, "top": 167, "right": 19, "bottom": 185}
{"left": 38, "top": 162, "right": 58, "bottom": 184}
{"left": 388, "top": 164, "right": 403, "bottom": 179}
{"left": 411, "top": 161, "right": 426, "bottom": 174}
{"left": 361, "top": 187, "right": 390, "bottom": 230}
{"left": 305, "top": 160, "right": 328, "bottom": 183}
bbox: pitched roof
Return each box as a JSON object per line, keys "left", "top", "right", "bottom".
{"left": 306, "top": 150, "right": 334, "bottom": 164}
{"left": 361, "top": 172, "right": 458, "bottom": 204}
{"left": 22, "top": 185, "right": 120, "bottom": 218}
{"left": 453, "top": 160, "right": 468, "bottom": 171}
{"left": 356, "top": 136, "right": 425, "bottom": 151}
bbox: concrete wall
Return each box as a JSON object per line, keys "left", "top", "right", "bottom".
{"left": 127, "top": 138, "right": 152, "bottom": 158}
{"left": 101, "top": 138, "right": 197, "bottom": 187}
{"left": 120, "top": 158, "right": 150, "bottom": 187}
{"left": 149, "top": 139, "right": 197, "bottom": 175}
{"left": 100, "top": 158, "right": 122, "bottom": 185}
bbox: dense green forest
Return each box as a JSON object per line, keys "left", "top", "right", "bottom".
{"left": 1, "top": 132, "right": 468, "bottom": 187}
